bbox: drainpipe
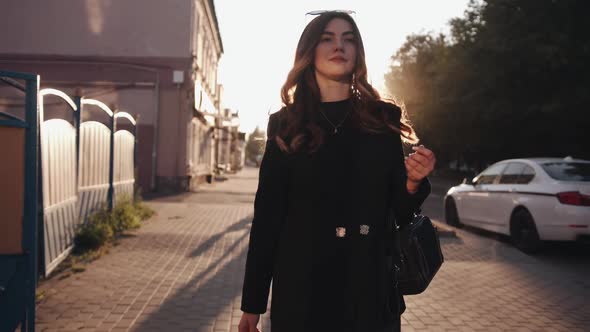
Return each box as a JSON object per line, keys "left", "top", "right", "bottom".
{"left": 152, "top": 74, "right": 160, "bottom": 191}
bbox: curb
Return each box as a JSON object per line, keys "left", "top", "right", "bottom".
{"left": 431, "top": 219, "right": 457, "bottom": 238}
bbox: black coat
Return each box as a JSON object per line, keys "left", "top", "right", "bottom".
{"left": 241, "top": 100, "right": 430, "bottom": 332}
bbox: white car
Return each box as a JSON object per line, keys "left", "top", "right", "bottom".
{"left": 444, "top": 157, "right": 590, "bottom": 253}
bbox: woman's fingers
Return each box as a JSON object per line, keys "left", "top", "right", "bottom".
{"left": 412, "top": 147, "right": 435, "bottom": 168}
{"left": 406, "top": 156, "right": 432, "bottom": 174}
{"left": 412, "top": 145, "right": 435, "bottom": 160}
{"left": 238, "top": 313, "right": 260, "bottom": 332}
{"left": 409, "top": 146, "right": 436, "bottom": 169}
{"left": 241, "top": 321, "right": 258, "bottom": 332}
{"left": 411, "top": 146, "right": 435, "bottom": 162}
{"left": 405, "top": 161, "right": 428, "bottom": 180}
{"left": 405, "top": 145, "right": 437, "bottom": 182}
{"left": 405, "top": 157, "right": 425, "bottom": 172}
{"left": 406, "top": 161, "right": 428, "bottom": 180}
{"left": 407, "top": 153, "right": 429, "bottom": 168}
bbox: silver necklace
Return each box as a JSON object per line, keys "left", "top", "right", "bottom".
{"left": 318, "top": 108, "right": 352, "bottom": 134}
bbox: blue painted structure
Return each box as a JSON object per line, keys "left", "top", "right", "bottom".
{"left": 0, "top": 70, "right": 40, "bottom": 332}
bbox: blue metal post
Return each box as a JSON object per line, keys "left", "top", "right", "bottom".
{"left": 23, "top": 75, "right": 40, "bottom": 332}
{"left": 74, "top": 96, "right": 81, "bottom": 179}
{"left": 108, "top": 112, "right": 116, "bottom": 211}
{"left": 74, "top": 96, "right": 82, "bottom": 219}
{"left": 0, "top": 70, "right": 40, "bottom": 332}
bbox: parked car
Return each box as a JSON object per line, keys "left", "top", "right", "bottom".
{"left": 444, "top": 157, "right": 590, "bottom": 253}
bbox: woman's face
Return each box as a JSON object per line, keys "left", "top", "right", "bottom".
{"left": 313, "top": 18, "right": 357, "bottom": 82}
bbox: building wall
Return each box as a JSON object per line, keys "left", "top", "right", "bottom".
{"left": 230, "top": 132, "right": 246, "bottom": 172}
{"left": 0, "top": 0, "right": 192, "bottom": 58}
{"left": 0, "top": 0, "right": 223, "bottom": 193}
{"left": 187, "top": 118, "right": 214, "bottom": 191}
{"left": 0, "top": 59, "right": 188, "bottom": 192}
{"left": 186, "top": 0, "right": 223, "bottom": 190}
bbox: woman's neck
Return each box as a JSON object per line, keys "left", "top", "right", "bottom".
{"left": 315, "top": 72, "right": 351, "bottom": 102}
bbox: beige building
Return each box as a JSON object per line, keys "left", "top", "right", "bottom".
{"left": 0, "top": 0, "right": 225, "bottom": 192}
{"left": 215, "top": 108, "right": 245, "bottom": 173}
{"left": 230, "top": 126, "right": 247, "bottom": 172}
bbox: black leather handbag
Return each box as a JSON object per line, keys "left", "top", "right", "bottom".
{"left": 393, "top": 213, "right": 444, "bottom": 295}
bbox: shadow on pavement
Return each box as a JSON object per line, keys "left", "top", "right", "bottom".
{"left": 460, "top": 224, "right": 590, "bottom": 261}
{"left": 461, "top": 225, "right": 511, "bottom": 243}
{"left": 142, "top": 191, "right": 193, "bottom": 202}
{"left": 188, "top": 216, "right": 252, "bottom": 259}
{"left": 433, "top": 224, "right": 590, "bottom": 329}
{"left": 132, "top": 215, "right": 253, "bottom": 331}
{"left": 189, "top": 190, "right": 255, "bottom": 197}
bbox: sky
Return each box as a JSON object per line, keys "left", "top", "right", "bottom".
{"left": 215, "top": 0, "right": 470, "bottom": 134}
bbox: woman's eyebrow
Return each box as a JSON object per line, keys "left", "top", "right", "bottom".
{"left": 321, "top": 30, "right": 355, "bottom": 36}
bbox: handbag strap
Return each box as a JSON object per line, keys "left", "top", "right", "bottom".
{"left": 390, "top": 209, "right": 421, "bottom": 269}
{"left": 387, "top": 204, "right": 403, "bottom": 269}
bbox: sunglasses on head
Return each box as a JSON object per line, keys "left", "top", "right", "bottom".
{"left": 305, "top": 9, "right": 356, "bottom": 16}
{"left": 304, "top": 9, "right": 357, "bottom": 24}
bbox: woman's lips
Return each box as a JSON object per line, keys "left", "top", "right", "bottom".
{"left": 329, "top": 56, "right": 347, "bottom": 63}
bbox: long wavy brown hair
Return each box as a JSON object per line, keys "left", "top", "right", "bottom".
{"left": 273, "top": 11, "right": 418, "bottom": 154}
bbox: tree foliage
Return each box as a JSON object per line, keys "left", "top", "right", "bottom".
{"left": 245, "top": 126, "right": 266, "bottom": 166}
{"left": 385, "top": 0, "right": 590, "bottom": 170}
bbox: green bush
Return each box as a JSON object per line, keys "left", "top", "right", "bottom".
{"left": 112, "top": 198, "right": 141, "bottom": 232}
{"left": 136, "top": 202, "right": 155, "bottom": 220}
{"left": 133, "top": 190, "right": 155, "bottom": 221}
{"left": 74, "top": 191, "right": 155, "bottom": 252}
{"left": 75, "top": 217, "right": 113, "bottom": 250}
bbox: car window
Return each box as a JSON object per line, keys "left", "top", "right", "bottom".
{"left": 540, "top": 162, "right": 590, "bottom": 181}
{"left": 499, "top": 163, "right": 526, "bottom": 184}
{"left": 517, "top": 165, "right": 535, "bottom": 184}
{"left": 474, "top": 163, "right": 506, "bottom": 185}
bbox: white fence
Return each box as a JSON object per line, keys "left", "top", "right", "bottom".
{"left": 41, "top": 119, "right": 79, "bottom": 274}
{"left": 114, "top": 130, "right": 135, "bottom": 202}
{"left": 37, "top": 92, "right": 137, "bottom": 276}
{"left": 78, "top": 121, "right": 111, "bottom": 221}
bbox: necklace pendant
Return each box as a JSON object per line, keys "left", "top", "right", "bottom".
{"left": 333, "top": 128, "right": 338, "bottom": 134}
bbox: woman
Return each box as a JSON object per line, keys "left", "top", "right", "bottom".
{"left": 238, "top": 11, "right": 435, "bottom": 332}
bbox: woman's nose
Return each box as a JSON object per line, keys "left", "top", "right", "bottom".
{"left": 334, "top": 39, "right": 344, "bottom": 52}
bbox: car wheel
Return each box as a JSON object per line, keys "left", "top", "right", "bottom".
{"left": 444, "top": 197, "right": 463, "bottom": 228}
{"left": 510, "top": 208, "right": 543, "bottom": 254}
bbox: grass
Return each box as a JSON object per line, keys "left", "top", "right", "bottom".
{"left": 74, "top": 193, "right": 154, "bottom": 251}
{"left": 35, "top": 290, "right": 46, "bottom": 302}
{"left": 50, "top": 192, "right": 156, "bottom": 278}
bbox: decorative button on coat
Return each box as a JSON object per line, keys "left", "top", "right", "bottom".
{"left": 360, "top": 224, "right": 370, "bottom": 235}
{"left": 336, "top": 227, "right": 346, "bottom": 238}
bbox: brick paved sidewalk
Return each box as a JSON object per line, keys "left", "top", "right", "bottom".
{"left": 36, "top": 168, "right": 266, "bottom": 332}
{"left": 35, "top": 168, "right": 590, "bottom": 331}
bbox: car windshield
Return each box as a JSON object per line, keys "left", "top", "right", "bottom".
{"left": 540, "top": 162, "right": 590, "bottom": 181}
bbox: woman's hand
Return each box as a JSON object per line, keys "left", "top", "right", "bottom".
{"left": 404, "top": 145, "right": 436, "bottom": 193}
{"left": 238, "top": 312, "right": 261, "bottom": 332}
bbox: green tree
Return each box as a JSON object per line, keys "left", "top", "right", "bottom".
{"left": 245, "top": 126, "right": 266, "bottom": 166}
{"left": 385, "top": 0, "right": 590, "bottom": 170}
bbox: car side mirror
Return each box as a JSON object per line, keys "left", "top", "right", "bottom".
{"left": 462, "top": 177, "right": 474, "bottom": 185}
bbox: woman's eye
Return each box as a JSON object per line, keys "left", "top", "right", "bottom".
{"left": 321, "top": 37, "right": 332, "bottom": 42}
{"left": 345, "top": 38, "right": 355, "bottom": 43}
